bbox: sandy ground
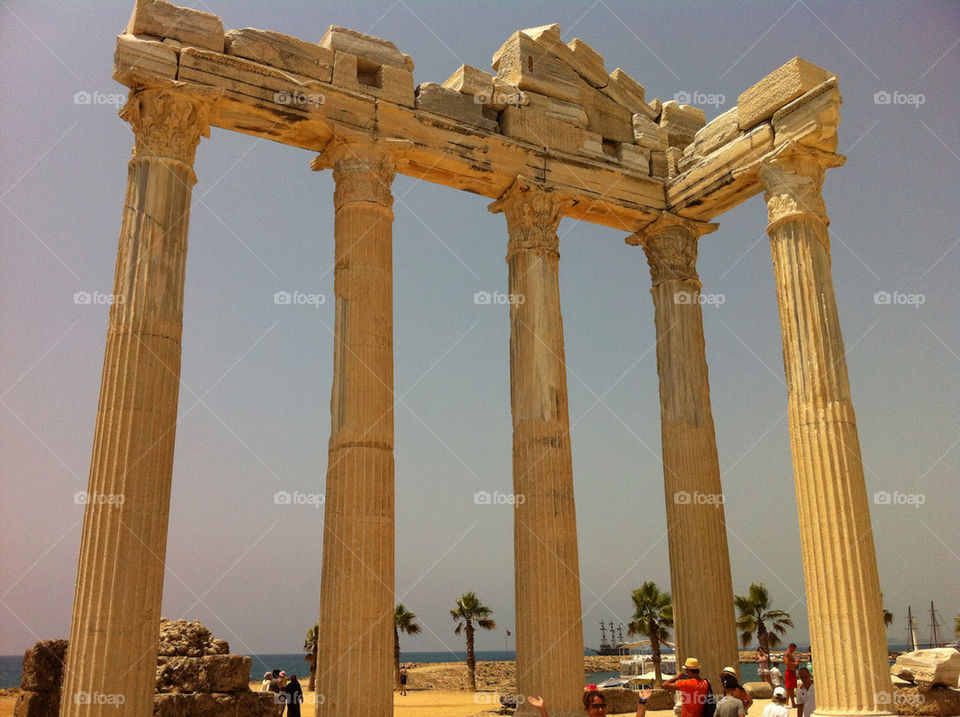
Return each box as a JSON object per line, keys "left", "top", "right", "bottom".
{"left": 0, "top": 687, "right": 776, "bottom": 717}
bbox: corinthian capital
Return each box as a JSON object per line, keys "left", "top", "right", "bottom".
{"left": 120, "top": 89, "right": 210, "bottom": 167}
{"left": 488, "top": 178, "right": 572, "bottom": 261}
{"left": 759, "top": 143, "right": 845, "bottom": 230}
{"left": 312, "top": 136, "right": 410, "bottom": 211}
{"left": 628, "top": 212, "right": 717, "bottom": 287}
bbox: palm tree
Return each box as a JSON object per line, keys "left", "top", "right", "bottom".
{"left": 394, "top": 603, "right": 422, "bottom": 689}
{"left": 451, "top": 592, "right": 496, "bottom": 691}
{"left": 303, "top": 623, "right": 318, "bottom": 691}
{"left": 626, "top": 581, "right": 674, "bottom": 687}
{"left": 883, "top": 608, "right": 894, "bottom": 628}
{"left": 735, "top": 583, "right": 794, "bottom": 652}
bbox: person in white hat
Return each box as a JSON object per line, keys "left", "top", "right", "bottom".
{"left": 762, "top": 687, "right": 790, "bottom": 717}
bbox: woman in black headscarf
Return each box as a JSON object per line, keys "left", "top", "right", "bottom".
{"left": 281, "top": 674, "right": 303, "bottom": 717}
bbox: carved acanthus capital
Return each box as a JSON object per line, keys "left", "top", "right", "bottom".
{"left": 628, "top": 212, "right": 717, "bottom": 287}
{"left": 120, "top": 89, "right": 210, "bottom": 167}
{"left": 488, "top": 178, "right": 572, "bottom": 261}
{"left": 312, "top": 137, "right": 410, "bottom": 211}
{"left": 759, "top": 143, "right": 845, "bottom": 231}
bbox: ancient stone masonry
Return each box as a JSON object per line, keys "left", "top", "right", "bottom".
{"left": 62, "top": 1, "right": 893, "bottom": 716}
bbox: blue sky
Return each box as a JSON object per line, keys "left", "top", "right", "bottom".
{"left": 1, "top": 0, "right": 957, "bottom": 659}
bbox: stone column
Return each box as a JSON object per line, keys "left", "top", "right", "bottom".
{"left": 310, "top": 138, "right": 402, "bottom": 717}
{"left": 488, "top": 179, "right": 584, "bottom": 717}
{"left": 627, "top": 213, "right": 740, "bottom": 683}
{"left": 60, "top": 89, "right": 209, "bottom": 717}
{"left": 759, "top": 144, "right": 893, "bottom": 717}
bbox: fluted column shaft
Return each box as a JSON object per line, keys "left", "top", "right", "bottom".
{"left": 312, "top": 139, "right": 398, "bottom": 717}
{"left": 60, "top": 89, "right": 208, "bottom": 717}
{"left": 628, "top": 214, "right": 740, "bottom": 683}
{"left": 760, "top": 146, "right": 892, "bottom": 717}
{"left": 489, "top": 180, "right": 584, "bottom": 717}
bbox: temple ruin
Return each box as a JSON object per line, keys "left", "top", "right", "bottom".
{"left": 60, "top": 1, "right": 894, "bottom": 716}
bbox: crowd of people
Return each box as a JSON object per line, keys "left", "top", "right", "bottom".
{"left": 524, "top": 651, "right": 815, "bottom": 717}
{"left": 259, "top": 669, "right": 303, "bottom": 716}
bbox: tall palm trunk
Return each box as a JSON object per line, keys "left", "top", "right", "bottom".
{"left": 306, "top": 652, "right": 316, "bottom": 691}
{"left": 758, "top": 623, "right": 769, "bottom": 652}
{"left": 651, "top": 624, "right": 663, "bottom": 687}
{"left": 466, "top": 620, "right": 477, "bottom": 691}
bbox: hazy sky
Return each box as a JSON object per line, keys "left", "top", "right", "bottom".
{"left": 1, "top": 1, "right": 957, "bottom": 661}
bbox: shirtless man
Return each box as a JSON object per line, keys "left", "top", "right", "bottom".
{"left": 783, "top": 643, "right": 799, "bottom": 707}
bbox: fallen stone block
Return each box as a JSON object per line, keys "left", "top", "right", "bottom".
{"left": 20, "top": 640, "right": 68, "bottom": 693}
{"left": 745, "top": 681, "right": 773, "bottom": 699}
{"left": 893, "top": 648, "right": 960, "bottom": 688}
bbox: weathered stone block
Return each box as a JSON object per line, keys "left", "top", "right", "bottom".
{"left": 659, "top": 100, "right": 706, "bottom": 149}
{"left": 601, "top": 68, "right": 653, "bottom": 118}
{"left": 581, "top": 83, "right": 634, "bottom": 142}
{"left": 20, "top": 640, "right": 67, "bottom": 694}
{"left": 331, "top": 50, "right": 414, "bottom": 107}
{"left": 126, "top": 0, "right": 224, "bottom": 52}
{"left": 319, "top": 25, "right": 407, "bottom": 70}
{"left": 893, "top": 649, "right": 960, "bottom": 688}
{"left": 892, "top": 683, "right": 960, "bottom": 716}
{"left": 156, "top": 654, "right": 251, "bottom": 694}
{"left": 567, "top": 38, "right": 608, "bottom": 87}
{"left": 114, "top": 33, "right": 179, "bottom": 84}
{"left": 617, "top": 143, "right": 650, "bottom": 174}
{"left": 442, "top": 64, "right": 495, "bottom": 101}
{"left": 492, "top": 29, "right": 582, "bottom": 104}
{"left": 13, "top": 690, "right": 60, "bottom": 717}
{"left": 745, "top": 681, "right": 773, "bottom": 699}
{"left": 666, "top": 146, "right": 684, "bottom": 178}
{"left": 772, "top": 77, "right": 841, "bottom": 151}
{"left": 415, "top": 82, "right": 497, "bottom": 131}
{"left": 632, "top": 113, "right": 669, "bottom": 150}
{"left": 500, "top": 99, "right": 589, "bottom": 155}
{"left": 225, "top": 28, "right": 333, "bottom": 83}
{"left": 158, "top": 619, "right": 223, "bottom": 657}
{"left": 649, "top": 150, "right": 668, "bottom": 179}
{"left": 153, "top": 691, "right": 277, "bottom": 717}
{"left": 738, "top": 56, "right": 832, "bottom": 130}
{"left": 691, "top": 106, "right": 741, "bottom": 158}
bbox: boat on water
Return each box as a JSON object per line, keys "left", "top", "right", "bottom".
{"left": 597, "top": 640, "right": 678, "bottom": 690}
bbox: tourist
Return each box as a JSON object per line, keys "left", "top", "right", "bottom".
{"left": 757, "top": 646, "right": 771, "bottom": 686}
{"left": 762, "top": 687, "right": 790, "bottom": 717}
{"left": 527, "top": 686, "right": 653, "bottom": 716}
{"left": 662, "top": 657, "right": 711, "bottom": 717}
{"left": 796, "top": 667, "right": 815, "bottom": 717}
{"left": 716, "top": 674, "right": 747, "bottom": 717}
{"left": 282, "top": 673, "right": 303, "bottom": 717}
{"left": 399, "top": 664, "right": 408, "bottom": 696}
{"left": 720, "top": 667, "right": 753, "bottom": 712}
{"left": 268, "top": 670, "right": 284, "bottom": 716}
{"left": 769, "top": 662, "right": 783, "bottom": 689}
{"left": 783, "top": 644, "right": 799, "bottom": 707}
{"left": 260, "top": 671, "right": 272, "bottom": 692}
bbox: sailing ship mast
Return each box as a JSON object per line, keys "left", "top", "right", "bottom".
{"left": 906, "top": 605, "right": 919, "bottom": 652}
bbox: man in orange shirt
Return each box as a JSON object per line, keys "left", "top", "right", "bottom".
{"left": 663, "top": 657, "right": 711, "bottom": 717}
